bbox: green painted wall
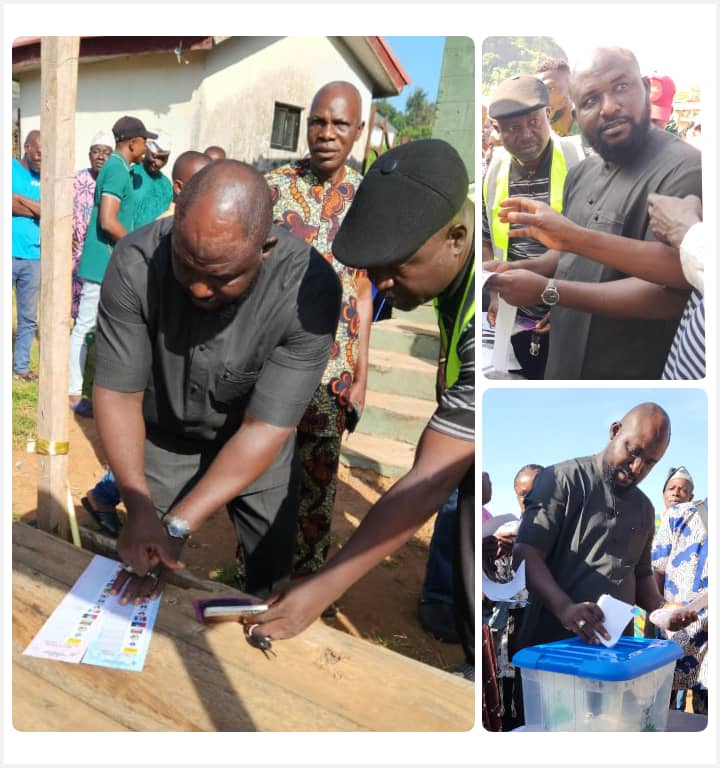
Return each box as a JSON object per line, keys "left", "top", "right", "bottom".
{"left": 432, "top": 37, "right": 475, "bottom": 184}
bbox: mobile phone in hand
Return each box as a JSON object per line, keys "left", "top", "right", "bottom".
{"left": 345, "top": 402, "right": 361, "bottom": 434}
{"left": 193, "top": 597, "right": 268, "bottom": 624}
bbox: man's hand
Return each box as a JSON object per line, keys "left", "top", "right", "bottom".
{"left": 110, "top": 564, "right": 166, "bottom": 606}
{"left": 487, "top": 292, "right": 499, "bottom": 326}
{"left": 534, "top": 311, "right": 551, "bottom": 335}
{"left": 647, "top": 194, "right": 702, "bottom": 249}
{"left": 347, "top": 379, "right": 367, "bottom": 415}
{"left": 488, "top": 269, "right": 547, "bottom": 308}
{"left": 115, "top": 502, "right": 185, "bottom": 580}
{"left": 498, "top": 197, "right": 579, "bottom": 252}
{"left": 659, "top": 601, "right": 699, "bottom": 632}
{"left": 250, "top": 574, "right": 339, "bottom": 640}
{"left": 559, "top": 601, "right": 610, "bottom": 645}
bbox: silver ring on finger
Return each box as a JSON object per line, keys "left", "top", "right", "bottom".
{"left": 577, "top": 618, "right": 587, "bottom": 630}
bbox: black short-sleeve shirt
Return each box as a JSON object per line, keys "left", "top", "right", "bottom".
{"left": 94, "top": 219, "right": 341, "bottom": 447}
{"left": 516, "top": 455, "right": 655, "bottom": 648}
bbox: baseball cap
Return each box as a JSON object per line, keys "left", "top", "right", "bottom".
{"left": 147, "top": 131, "right": 172, "bottom": 155}
{"left": 649, "top": 75, "right": 676, "bottom": 123}
{"left": 112, "top": 116, "right": 158, "bottom": 143}
{"left": 489, "top": 75, "right": 550, "bottom": 120}
{"left": 332, "top": 139, "right": 469, "bottom": 269}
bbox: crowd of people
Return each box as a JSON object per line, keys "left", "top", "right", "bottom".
{"left": 11, "top": 81, "right": 477, "bottom": 682}
{"left": 482, "top": 47, "right": 705, "bottom": 380}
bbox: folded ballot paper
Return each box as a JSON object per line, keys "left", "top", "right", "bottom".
{"left": 594, "top": 594, "right": 635, "bottom": 647}
{"left": 23, "top": 555, "right": 161, "bottom": 672}
{"left": 649, "top": 591, "right": 708, "bottom": 631}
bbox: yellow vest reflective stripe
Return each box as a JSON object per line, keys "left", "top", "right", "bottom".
{"left": 433, "top": 255, "right": 475, "bottom": 388}
{"left": 483, "top": 140, "right": 569, "bottom": 261}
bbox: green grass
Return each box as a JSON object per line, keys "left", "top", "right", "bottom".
{"left": 11, "top": 338, "right": 39, "bottom": 448}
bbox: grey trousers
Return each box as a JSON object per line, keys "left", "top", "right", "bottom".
{"left": 144, "top": 435, "right": 300, "bottom": 598}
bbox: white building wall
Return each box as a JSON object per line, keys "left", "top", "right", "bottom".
{"left": 14, "top": 36, "right": 376, "bottom": 175}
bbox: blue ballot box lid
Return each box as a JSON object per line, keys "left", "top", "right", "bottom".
{"left": 512, "top": 636, "right": 683, "bottom": 682}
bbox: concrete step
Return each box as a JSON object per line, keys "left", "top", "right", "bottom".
{"left": 395, "top": 302, "right": 436, "bottom": 326}
{"left": 357, "top": 390, "right": 434, "bottom": 445}
{"left": 340, "top": 431, "right": 415, "bottom": 478}
{"left": 367, "top": 348, "right": 437, "bottom": 402}
{"left": 368, "top": 317, "right": 440, "bottom": 361}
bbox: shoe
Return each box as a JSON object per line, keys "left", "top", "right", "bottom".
{"left": 81, "top": 496, "right": 123, "bottom": 537}
{"left": 418, "top": 600, "right": 460, "bottom": 644}
{"left": 70, "top": 398, "right": 94, "bottom": 418}
{"left": 13, "top": 371, "right": 38, "bottom": 382}
{"left": 449, "top": 661, "right": 475, "bottom": 682}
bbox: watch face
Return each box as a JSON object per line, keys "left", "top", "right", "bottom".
{"left": 166, "top": 517, "right": 190, "bottom": 538}
{"left": 542, "top": 285, "right": 560, "bottom": 306}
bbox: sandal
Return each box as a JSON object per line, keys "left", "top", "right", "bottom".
{"left": 81, "top": 496, "right": 123, "bottom": 536}
{"left": 70, "top": 398, "right": 94, "bottom": 418}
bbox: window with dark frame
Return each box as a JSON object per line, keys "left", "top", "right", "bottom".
{"left": 271, "top": 103, "right": 302, "bottom": 151}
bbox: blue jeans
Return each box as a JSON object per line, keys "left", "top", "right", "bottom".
{"left": 421, "top": 488, "right": 459, "bottom": 605}
{"left": 69, "top": 280, "right": 101, "bottom": 395}
{"left": 12, "top": 258, "right": 41, "bottom": 374}
{"left": 92, "top": 470, "right": 121, "bottom": 507}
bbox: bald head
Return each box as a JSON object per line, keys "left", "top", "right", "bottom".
{"left": 601, "top": 402, "right": 670, "bottom": 492}
{"left": 171, "top": 150, "right": 211, "bottom": 200}
{"left": 569, "top": 47, "right": 641, "bottom": 101}
{"left": 175, "top": 159, "right": 272, "bottom": 246}
{"left": 311, "top": 81, "right": 362, "bottom": 114}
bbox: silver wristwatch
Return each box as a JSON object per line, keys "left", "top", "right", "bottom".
{"left": 541, "top": 279, "right": 560, "bottom": 306}
{"left": 164, "top": 516, "right": 191, "bottom": 540}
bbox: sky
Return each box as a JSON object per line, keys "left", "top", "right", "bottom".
{"left": 482, "top": 388, "right": 708, "bottom": 523}
{"left": 383, "top": 36, "right": 447, "bottom": 110}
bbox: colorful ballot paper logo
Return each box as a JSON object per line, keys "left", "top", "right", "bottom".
{"left": 23, "top": 554, "right": 161, "bottom": 672}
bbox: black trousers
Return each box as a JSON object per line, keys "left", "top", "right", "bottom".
{"left": 454, "top": 466, "right": 475, "bottom": 664}
{"left": 144, "top": 435, "right": 300, "bottom": 598}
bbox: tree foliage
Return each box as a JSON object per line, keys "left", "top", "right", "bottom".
{"left": 372, "top": 87, "right": 435, "bottom": 142}
{"left": 482, "top": 36, "right": 568, "bottom": 96}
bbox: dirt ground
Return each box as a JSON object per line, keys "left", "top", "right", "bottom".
{"left": 12, "top": 414, "right": 465, "bottom": 672}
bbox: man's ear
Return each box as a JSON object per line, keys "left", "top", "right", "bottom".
{"left": 173, "top": 179, "right": 183, "bottom": 198}
{"left": 448, "top": 222, "right": 468, "bottom": 257}
{"left": 355, "top": 120, "right": 366, "bottom": 141}
{"left": 260, "top": 236, "right": 278, "bottom": 260}
{"left": 608, "top": 421, "right": 622, "bottom": 441}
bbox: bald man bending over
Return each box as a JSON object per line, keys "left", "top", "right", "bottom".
{"left": 93, "top": 160, "right": 341, "bottom": 603}
{"left": 513, "top": 402, "right": 696, "bottom": 651}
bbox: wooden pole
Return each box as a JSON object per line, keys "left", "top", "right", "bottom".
{"left": 36, "top": 37, "right": 80, "bottom": 537}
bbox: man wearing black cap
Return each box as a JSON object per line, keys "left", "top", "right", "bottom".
{"left": 254, "top": 139, "right": 477, "bottom": 680}
{"left": 483, "top": 75, "right": 584, "bottom": 379}
{"left": 69, "top": 116, "right": 157, "bottom": 416}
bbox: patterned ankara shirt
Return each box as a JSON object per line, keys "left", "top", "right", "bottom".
{"left": 652, "top": 498, "right": 708, "bottom": 690}
{"left": 266, "top": 159, "right": 365, "bottom": 411}
{"left": 71, "top": 168, "right": 97, "bottom": 315}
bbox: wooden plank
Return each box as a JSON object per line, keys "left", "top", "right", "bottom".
{"left": 13, "top": 523, "right": 474, "bottom": 732}
{"left": 37, "top": 37, "right": 80, "bottom": 537}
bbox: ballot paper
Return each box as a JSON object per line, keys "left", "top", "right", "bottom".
{"left": 594, "top": 593, "right": 634, "bottom": 648}
{"left": 23, "top": 554, "right": 161, "bottom": 672}
{"left": 490, "top": 296, "right": 518, "bottom": 373}
{"left": 649, "top": 591, "right": 708, "bottom": 631}
{"left": 482, "top": 560, "right": 526, "bottom": 602}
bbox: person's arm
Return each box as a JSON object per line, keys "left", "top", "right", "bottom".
{"left": 513, "top": 542, "right": 609, "bottom": 643}
{"left": 254, "top": 425, "right": 475, "bottom": 639}
{"left": 484, "top": 248, "right": 560, "bottom": 277}
{"left": 12, "top": 194, "right": 41, "bottom": 219}
{"left": 490, "top": 270, "right": 689, "bottom": 320}
{"left": 347, "top": 271, "right": 372, "bottom": 414}
{"left": 481, "top": 239, "right": 495, "bottom": 262}
{"left": 162, "top": 414, "right": 295, "bottom": 530}
{"left": 98, "top": 194, "right": 127, "bottom": 243}
{"left": 499, "top": 197, "right": 690, "bottom": 289}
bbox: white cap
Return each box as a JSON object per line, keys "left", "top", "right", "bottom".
{"left": 147, "top": 131, "right": 172, "bottom": 154}
{"left": 90, "top": 131, "right": 114, "bottom": 149}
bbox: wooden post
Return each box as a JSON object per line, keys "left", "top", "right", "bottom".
{"left": 36, "top": 37, "right": 80, "bottom": 537}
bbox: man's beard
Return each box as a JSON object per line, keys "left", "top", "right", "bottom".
{"left": 602, "top": 459, "right": 637, "bottom": 495}
{"left": 588, "top": 99, "right": 651, "bottom": 165}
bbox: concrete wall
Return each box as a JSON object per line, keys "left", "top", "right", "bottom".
{"left": 14, "top": 36, "right": 374, "bottom": 175}
{"left": 432, "top": 36, "right": 475, "bottom": 184}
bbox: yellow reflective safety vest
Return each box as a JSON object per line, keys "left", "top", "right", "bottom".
{"left": 482, "top": 134, "right": 584, "bottom": 261}
{"left": 433, "top": 251, "right": 475, "bottom": 388}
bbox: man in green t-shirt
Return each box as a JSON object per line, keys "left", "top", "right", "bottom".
{"left": 131, "top": 132, "right": 173, "bottom": 228}
{"left": 69, "top": 115, "right": 156, "bottom": 416}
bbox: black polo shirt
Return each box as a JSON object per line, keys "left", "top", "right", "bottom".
{"left": 94, "top": 219, "right": 342, "bottom": 453}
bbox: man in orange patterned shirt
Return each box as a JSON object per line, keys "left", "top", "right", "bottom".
{"left": 265, "top": 82, "right": 373, "bottom": 598}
